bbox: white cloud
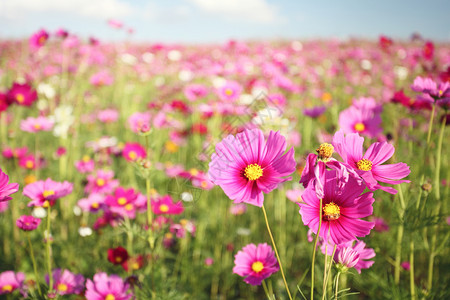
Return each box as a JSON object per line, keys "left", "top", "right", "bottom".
{"left": 188, "top": 0, "right": 282, "bottom": 23}
{"left": 0, "top": 0, "right": 133, "bottom": 20}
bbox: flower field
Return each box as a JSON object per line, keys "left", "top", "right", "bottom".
{"left": 0, "top": 31, "right": 449, "bottom": 299}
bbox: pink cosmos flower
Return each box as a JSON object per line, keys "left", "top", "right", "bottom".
{"left": 127, "top": 112, "right": 151, "bottom": 133}
{"left": 29, "top": 29, "right": 49, "bottom": 50}
{"left": 18, "top": 154, "right": 39, "bottom": 170}
{"left": 77, "top": 193, "right": 105, "bottom": 213}
{"left": 75, "top": 156, "right": 95, "bottom": 173}
{"left": 0, "top": 201, "right": 8, "bottom": 213}
{"left": 0, "top": 92, "right": 11, "bottom": 112}
{"left": 184, "top": 84, "right": 208, "bottom": 101}
{"left": 20, "top": 116, "right": 54, "bottom": 133}
{"left": 90, "top": 71, "right": 114, "bottom": 87}
{"left": 122, "top": 143, "right": 146, "bottom": 162}
{"left": 151, "top": 195, "right": 184, "bottom": 215}
{"left": 0, "top": 169, "right": 19, "bottom": 202}
{"left": 401, "top": 261, "right": 411, "bottom": 271}
{"left": 340, "top": 240, "right": 375, "bottom": 273}
{"left": 2, "top": 146, "right": 28, "bottom": 160}
{"left": 105, "top": 187, "right": 147, "bottom": 219}
{"left": 0, "top": 271, "right": 25, "bottom": 295}
{"left": 411, "top": 76, "right": 450, "bottom": 102}
{"left": 233, "top": 243, "right": 279, "bottom": 286}
{"left": 85, "top": 170, "right": 119, "bottom": 194}
{"left": 303, "top": 106, "right": 326, "bottom": 118}
{"left": 24, "top": 178, "right": 73, "bottom": 207}
{"left": 372, "top": 217, "right": 389, "bottom": 232}
{"left": 170, "top": 219, "right": 196, "bottom": 238}
{"left": 286, "top": 187, "right": 304, "bottom": 203}
{"left": 208, "top": 129, "right": 296, "bottom": 207}
{"left": 299, "top": 170, "right": 375, "bottom": 245}
{"left": 46, "top": 269, "right": 85, "bottom": 295}
{"left": 55, "top": 28, "right": 69, "bottom": 38}
{"left": 230, "top": 203, "right": 247, "bottom": 215}
{"left": 6, "top": 82, "right": 38, "bottom": 106}
{"left": 98, "top": 109, "right": 119, "bottom": 123}
{"left": 85, "top": 272, "right": 132, "bottom": 300}
{"left": 217, "top": 81, "right": 242, "bottom": 102}
{"left": 332, "top": 129, "right": 411, "bottom": 194}
{"left": 338, "top": 101, "right": 382, "bottom": 138}
{"left": 107, "top": 19, "right": 124, "bottom": 29}
{"left": 16, "top": 215, "right": 41, "bottom": 231}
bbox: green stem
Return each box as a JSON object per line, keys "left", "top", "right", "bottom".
{"left": 261, "top": 204, "right": 292, "bottom": 300}
{"left": 46, "top": 205, "right": 53, "bottom": 292}
{"left": 322, "top": 245, "right": 337, "bottom": 300}
{"left": 427, "top": 111, "right": 446, "bottom": 291}
{"left": 426, "top": 104, "right": 436, "bottom": 145}
{"left": 262, "top": 280, "right": 272, "bottom": 300}
{"left": 409, "top": 240, "right": 415, "bottom": 300}
{"left": 27, "top": 234, "right": 42, "bottom": 297}
{"left": 334, "top": 272, "right": 341, "bottom": 300}
{"left": 311, "top": 198, "right": 323, "bottom": 300}
{"left": 394, "top": 224, "right": 404, "bottom": 285}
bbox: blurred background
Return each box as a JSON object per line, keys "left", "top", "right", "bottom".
{"left": 1, "top": 0, "right": 450, "bottom": 43}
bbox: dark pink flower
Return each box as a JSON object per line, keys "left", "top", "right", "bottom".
{"left": 6, "top": 82, "right": 37, "bottom": 106}
{"left": 233, "top": 243, "right": 279, "bottom": 286}
{"left": 29, "top": 29, "right": 49, "bottom": 50}
{"left": 122, "top": 143, "right": 146, "bottom": 162}
{"left": 75, "top": 156, "right": 95, "bottom": 173}
{"left": 16, "top": 215, "right": 41, "bottom": 231}
{"left": 151, "top": 195, "right": 183, "bottom": 215}
{"left": 299, "top": 170, "right": 375, "bottom": 245}
{"left": 0, "top": 271, "right": 25, "bottom": 295}
{"left": 105, "top": 187, "right": 147, "bottom": 219}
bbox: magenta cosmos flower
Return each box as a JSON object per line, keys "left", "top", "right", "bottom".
{"left": 46, "top": 269, "right": 85, "bottom": 295}
{"left": 332, "top": 129, "right": 411, "bottom": 194}
{"left": 90, "top": 71, "right": 114, "bottom": 87}
{"left": 338, "top": 97, "right": 382, "bottom": 138}
{"left": 98, "top": 109, "right": 119, "bottom": 123}
{"left": 6, "top": 82, "right": 38, "bottom": 106}
{"left": 23, "top": 178, "right": 73, "bottom": 207}
{"left": 29, "top": 29, "right": 49, "bottom": 50}
{"left": 299, "top": 170, "right": 375, "bottom": 245}
{"left": 184, "top": 83, "right": 208, "bottom": 101}
{"left": 323, "top": 240, "right": 375, "bottom": 273}
{"left": 0, "top": 168, "right": 19, "bottom": 202}
{"left": 85, "top": 272, "right": 132, "bottom": 300}
{"left": 0, "top": 271, "right": 25, "bottom": 295}
{"left": 20, "top": 116, "right": 54, "bottom": 133}
{"left": 151, "top": 195, "right": 184, "bottom": 215}
{"left": 78, "top": 193, "right": 105, "bottom": 213}
{"left": 105, "top": 187, "right": 147, "bottom": 219}
{"left": 233, "top": 243, "right": 279, "bottom": 286}
{"left": 208, "top": 129, "right": 296, "bottom": 207}
{"left": 127, "top": 111, "right": 151, "bottom": 133}
{"left": 16, "top": 215, "right": 41, "bottom": 231}
{"left": 75, "top": 155, "right": 95, "bottom": 173}
{"left": 122, "top": 142, "right": 146, "bottom": 162}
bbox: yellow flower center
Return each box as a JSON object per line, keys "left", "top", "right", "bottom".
{"left": 316, "top": 143, "right": 334, "bottom": 160}
{"left": 189, "top": 168, "right": 199, "bottom": 176}
{"left": 323, "top": 202, "right": 341, "bottom": 221}
{"left": 82, "top": 155, "right": 91, "bottom": 163}
{"left": 43, "top": 200, "right": 50, "bottom": 208}
{"left": 105, "top": 294, "right": 116, "bottom": 300}
{"left": 57, "top": 283, "right": 68, "bottom": 292}
{"left": 125, "top": 203, "right": 134, "bottom": 211}
{"left": 117, "top": 197, "right": 127, "bottom": 205}
{"left": 356, "top": 158, "right": 373, "bottom": 171}
{"left": 225, "top": 88, "right": 234, "bottom": 96}
{"left": 2, "top": 285, "right": 13, "bottom": 292}
{"left": 321, "top": 92, "right": 332, "bottom": 103}
{"left": 115, "top": 256, "right": 123, "bottom": 263}
{"left": 91, "top": 202, "right": 99, "bottom": 209}
{"left": 439, "top": 90, "right": 443, "bottom": 96}
{"left": 25, "top": 174, "right": 37, "bottom": 184}
{"left": 165, "top": 141, "right": 179, "bottom": 153}
{"left": 16, "top": 93, "right": 24, "bottom": 103}
{"left": 354, "top": 122, "right": 365, "bottom": 132}
{"left": 159, "top": 204, "right": 169, "bottom": 213}
{"left": 25, "top": 160, "right": 34, "bottom": 169}
{"left": 33, "top": 123, "right": 41, "bottom": 130}
{"left": 244, "top": 164, "right": 263, "bottom": 181}
{"left": 128, "top": 151, "right": 137, "bottom": 160}
{"left": 180, "top": 219, "right": 188, "bottom": 226}
{"left": 201, "top": 181, "right": 208, "bottom": 188}
{"left": 43, "top": 190, "right": 55, "bottom": 198}
{"left": 251, "top": 261, "right": 264, "bottom": 273}
{"left": 132, "top": 262, "right": 140, "bottom": 270}
{"left": 96, "top": 178, "right": 105, "bottom": 186}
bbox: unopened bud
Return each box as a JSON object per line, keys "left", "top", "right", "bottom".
{"left": 421, "top": 183, "right": 432, "bottom": 192}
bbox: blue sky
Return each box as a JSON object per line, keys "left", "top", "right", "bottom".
{"left": 1, "top": 0, "right": 449, "bottom": 43}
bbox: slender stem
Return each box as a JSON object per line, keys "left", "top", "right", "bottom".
{"left": 426, "top": 104, "right": 436, "bottom": 145}
{"left": 311, "top": 198, "right": 323, "bottom": 300}
{"left": 261, "top": 204, "right": 292, "bottom": 300}
{"left": 334, "top": 272, "right": 341, "bottom": 300}
{"left": 27, "top": 234, "right": 42, "bottom": 297}
{"left": 322, "top": 245, "right": 337, "bottom": 300}
{"left": 427, "top": 111, "right": 446, "bottom": 291}
{"left": 395, "top": 185, "right": 405, "bottom": 285}
{"left": 262, "top": 280, "right": 272, "bottom": 300}
{"left": 409, "top": 240, "right": 415, "bottom": 300}
{"left": 46, "top": 205, "right": 53, "bottom": 291}
{"left": 35, "top": 134, "right": 39, "bottom": 179}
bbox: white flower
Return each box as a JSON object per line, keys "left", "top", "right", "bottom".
{"left": 73, "top": 206, "right": 82, "bottom": 216}
{"left": 79, "top": 227, "right": 93, "bottom": 237}
{"left": 181, "top": 192, "right": 193, "bottom": 202}
{"left": 32, "top": 207, "right": 47, "bottom": 218}
{"left": 167, "top": 50, "right": 181, "bottom": 61}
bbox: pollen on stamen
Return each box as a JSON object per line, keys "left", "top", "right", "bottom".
{"left": 323, "top": 202, "right": 341, "bottom": 221}
{"left": 316, "top": 143, "right": 334, "bottom": 160}
{"left": 251, "top": 261, "right": 264, "bottom": 273}
{"left": 244, "top": 164, "right": 263, "bottom": 181}
{"left": 356, "top": 158, "right": 373, "bottom": 171}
